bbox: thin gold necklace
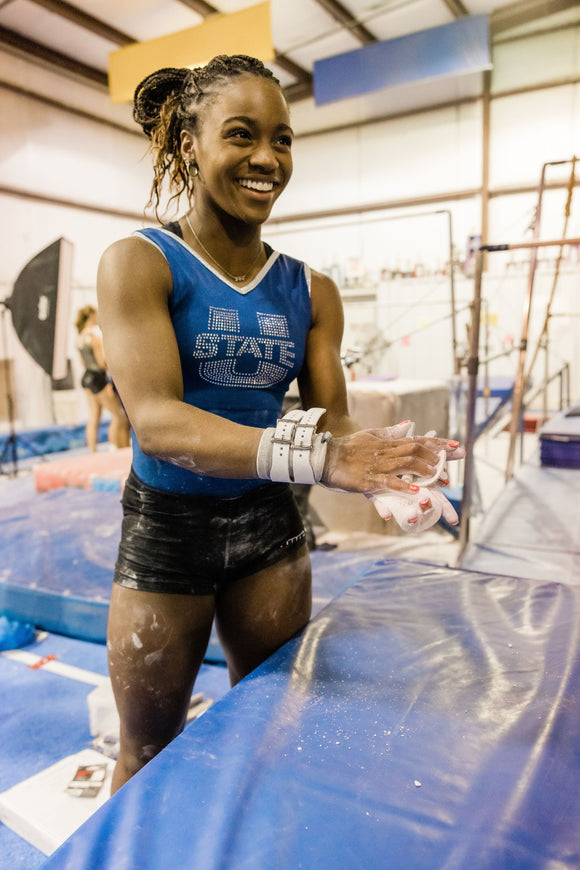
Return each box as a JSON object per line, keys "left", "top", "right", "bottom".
{"left": 186, "top": 214, "right": 263, "bottom": 284}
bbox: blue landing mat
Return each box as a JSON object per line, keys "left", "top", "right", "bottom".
{"left": 42, "top": 559, "right": 580, "bottom": 870}
{"left": 0, "top": 421, "right": 109, "bottom": 463}
{"left": 461, "top": 458, "right": 580, "bottom": 584}
{"left": 0, "top": 483, "right": 121, "bottom": 644}
{"left": 0, "top": 478, "right": 381, "bottom": 659}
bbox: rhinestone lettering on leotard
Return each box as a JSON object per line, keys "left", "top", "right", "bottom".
{"left": 208, "top": 307, "right": 240, "bottom": 332}
{"left": 257, "top": 312, "right": 290, "bottom": 339}
{"left": 192, "top": 306, "right": 296, "bottom": 388}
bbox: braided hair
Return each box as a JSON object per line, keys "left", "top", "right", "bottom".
{"left": 133, "top": 55, "right": 283, "bottom": 219}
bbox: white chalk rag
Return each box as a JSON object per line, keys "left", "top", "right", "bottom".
{"left": 366, "top": 421, "right": 458, "bottom": 534}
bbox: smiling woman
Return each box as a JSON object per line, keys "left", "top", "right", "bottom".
{"left": 95, "top": 53, "right": 464, "bottom": 796}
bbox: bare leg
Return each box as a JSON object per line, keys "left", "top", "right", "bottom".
{"left": 84, "top": 389, "right": 101, "bottom": 452}
{"left": 107, "top": 584, "right": 215, "bottom": 793}
{"left": 215, "top": 544, "right": 312, "bottom": 686}
{"left": 99, "top": 384, "right": 130, "bottom": 448}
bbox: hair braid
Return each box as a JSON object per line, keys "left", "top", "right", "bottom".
{"left": 133, "top": 55, "right": 283, "bottom": 220}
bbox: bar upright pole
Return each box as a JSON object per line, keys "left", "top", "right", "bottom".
{"left": 458, "top": 249, "right": 484, "bottom": 556}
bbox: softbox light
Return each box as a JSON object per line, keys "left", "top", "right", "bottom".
{"left": 7, "top": 238, "right": 73, "bottom": 381}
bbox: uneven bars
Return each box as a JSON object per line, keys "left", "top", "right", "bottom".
{"left": 457, "top": 233, "right": 580, "bottom": 557}
{"left": 482, "top": 238, "right": 580, "bottom": 251}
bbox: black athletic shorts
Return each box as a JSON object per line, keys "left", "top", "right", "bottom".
{"left": 81, "top": 369, "right": 109, "bottom": 394}
{"left": 113, "top": 469, "right": 307, "bottom": 595}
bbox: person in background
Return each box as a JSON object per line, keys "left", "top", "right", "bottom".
{"left": 75, "top": 305, "right": 130, "bottom": 452}
{"left": 96, "top": 55, "right": 465, "bottom": 793}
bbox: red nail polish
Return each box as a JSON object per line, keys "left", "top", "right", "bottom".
{"left": 449, "top": 440, "right": 459, "bottom": 448}
{"left": 410, "top": 485, "right": 419, "bottom": 492}
{"left": 420, "top": 499, "right": 431, "bottom": 508}
{"left": 408, "top": 517, "right": 418, "bottom": 524}
{"left": 442, "top": 479, "right": 450, "bottom": 486}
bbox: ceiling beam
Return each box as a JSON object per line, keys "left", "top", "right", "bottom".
{"left": 439, "top": 0, "right": 469, "bottom": 17}
{"left": 311, "top": 0, "right": 377, "bottom": 44}
{"left": 0, "top": 0, "right": 315, "bottom": 104}
{"left": 283, "top": 79, "right": 315, "bottom": 104}
{"left": 274, "top": 51, "right": 312, "bottom": 86}
{"left": 494, "top": 17, "right": 579, "bottom": 44}
{"left": 0, "top": 23, "right": 314, "bottom": 104}
{"left": 173, "top": 0, "right": 218, "bottom": 15}
{"left": 0, "top": 78, "right": 139, "bottom": 136}
{"left": 26, "top": 0, "right": 134, "bottom": 46}
{"left": 490, "top": 0, "right": 580, "bottom": 35}
{"left": 0, "top": 24, "right": 108, "bottom": 86}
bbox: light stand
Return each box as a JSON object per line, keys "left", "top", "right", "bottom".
{"left": 0, "top": 300, "right": 19, "bottom": 475}
{"left": 0, "top": 298, "right": 48, "bottom": 476}
{"left": 0, "top": 237, "right": 73, "bottom": 476}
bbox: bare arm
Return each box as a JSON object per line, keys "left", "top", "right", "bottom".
{"left": 297, "top": 269, "right": 358, "bottom": 437}
{"left": 96, "top": 236, "right": 262, "bottom": 479}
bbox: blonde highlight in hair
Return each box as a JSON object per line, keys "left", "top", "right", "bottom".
{"left": 75, "top": 305, "right": 96, "bottom": 333}
{"left": 147, "top": 90, "right": 195, "bottom": 219}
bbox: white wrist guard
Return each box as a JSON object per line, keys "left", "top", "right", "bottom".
{"left": 256, "top": 407, "right": 332, "bottom": 485}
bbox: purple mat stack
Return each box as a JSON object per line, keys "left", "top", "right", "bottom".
{"left": 539, "top": 402, "right": 580, "bottom": 468}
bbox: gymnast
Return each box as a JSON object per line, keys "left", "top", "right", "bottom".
{"left": 96, "top": 55, "right": 465, "bottom": 793}
{"left": 75, "top": 305, "right": 130, "bottom": 452}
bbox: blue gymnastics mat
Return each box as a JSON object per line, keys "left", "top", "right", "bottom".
{"left": 0, "top": 474, "right": 381, "bottom": 660}
{"left": 0, "top": 421, "right": 109, "bottom": 463}
{"left": 41, "top": 558, "right": 580, "bottom": 870}
{"left": 0, "top": 477, "right": 120, "bottom": 644}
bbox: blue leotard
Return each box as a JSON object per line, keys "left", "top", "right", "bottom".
{"left": 130, "top": 227, "right": 312, "bottom": 496}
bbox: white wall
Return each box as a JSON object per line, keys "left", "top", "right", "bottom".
{"left": 1, "top": 18, "right": 580, "bottom": 432}
{"left": 276, "top": 100, "right": 482, "bottom": 218}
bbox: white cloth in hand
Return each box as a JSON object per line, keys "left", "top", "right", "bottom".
{"left": 367, "top": 422, "right": 458, "bottom": 533}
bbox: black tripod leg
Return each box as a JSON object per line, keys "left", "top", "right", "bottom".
{"left": 0, "top": 432, "right": 18, "bottom": 476}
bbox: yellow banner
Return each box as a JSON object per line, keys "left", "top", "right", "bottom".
{"left": 108, "top": 2, "right": 273, "bottom": 104}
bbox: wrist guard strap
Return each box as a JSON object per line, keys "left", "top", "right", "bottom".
{"left": 256, "top": 407, "right": 331, "bottom": 485}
